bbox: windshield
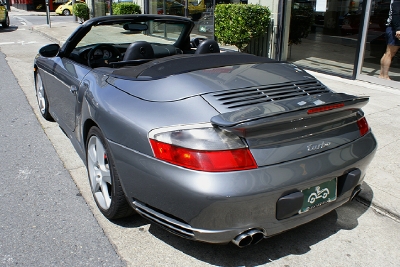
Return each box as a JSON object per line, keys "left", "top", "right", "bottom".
{"left": 76, "top": 20, "right": 186, "bottom": 48}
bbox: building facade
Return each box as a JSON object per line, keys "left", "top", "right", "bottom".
{"left": 271, "top": 0, "right": 399, "bottom": 88}
{"left": 12, "top": 0, "right": 399, "bottom": 87}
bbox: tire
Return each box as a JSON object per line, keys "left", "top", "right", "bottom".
{"left": 62, "top": 9, "right": 71, "bottom": 16}
{"left": 2, "top": 15, "right": 10, "bottom": 28}
{"left": 35, "top": 71, "right": 53, "bottom": 121}
{"left": 86, "top": 126, "right": 133, "bottom": 219}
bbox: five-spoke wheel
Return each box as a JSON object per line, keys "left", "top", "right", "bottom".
{"left": 87, "top": 133, "right": 112, "bottom": 210}
{"left": 35, "top": 72, "right": 53, "bottom": 121}
{"left": 86, "top": 127, "right": 133, "bottom": 219}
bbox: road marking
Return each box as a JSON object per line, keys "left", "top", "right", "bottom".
{"left": 17, "top": 41, "right": 38, "bottom": 45}
{"left": 0, "top": 41, "right": 38, "bottom": 45}
{"left": 13, "top": 16, "right": 33, "bottom": 26}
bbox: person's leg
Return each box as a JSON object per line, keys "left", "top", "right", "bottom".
{"left": 379, "top": 45, "right": 400, "bottom": 79}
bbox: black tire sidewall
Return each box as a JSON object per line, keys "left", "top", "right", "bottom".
{"left": 2, "top": 15, "right": 9, "bottom": 28}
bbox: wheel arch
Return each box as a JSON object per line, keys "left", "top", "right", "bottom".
{"left": 82, "top": 118, "right": 98, "bottom": 149}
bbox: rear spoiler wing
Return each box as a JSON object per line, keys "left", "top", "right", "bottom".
{"left": 210, "top": 93, "right": 369, "bottom": 137}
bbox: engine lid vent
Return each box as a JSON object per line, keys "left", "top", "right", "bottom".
{"left": 202, "top": 80, "right": 331, "bottom": 113}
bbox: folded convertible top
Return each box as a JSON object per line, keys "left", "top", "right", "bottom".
{"left": 110, "top": 52, "right": 277, "bottom": 79}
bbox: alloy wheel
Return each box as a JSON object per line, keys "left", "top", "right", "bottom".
{"left": 35, "top": 73, "right": 46, "bottom": 116}
{"left": 87, "top": 135, "right": 112, "bottom": 210}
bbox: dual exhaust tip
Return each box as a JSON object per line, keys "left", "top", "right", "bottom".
{"left": 232, "top": 229, "right": 265, "bottom": 248}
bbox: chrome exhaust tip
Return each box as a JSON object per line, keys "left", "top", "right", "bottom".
{"left": 350, "top": 185, "right": 362, "bottom": 201}
{"left": 232, "top": 229, "right": 265, "bottom": 248}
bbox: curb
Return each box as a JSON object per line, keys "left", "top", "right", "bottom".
{"left": 30, "top": 26, "right": 62, "bottom": 45}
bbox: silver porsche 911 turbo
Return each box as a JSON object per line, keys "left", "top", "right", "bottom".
{"left": 34, "top": 14, "right": 377, "bottom": 248}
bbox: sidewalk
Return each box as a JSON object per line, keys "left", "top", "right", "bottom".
{"left": 10, "top": 8, "right": 400, "bottom": 220}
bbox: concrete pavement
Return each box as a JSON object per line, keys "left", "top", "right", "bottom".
{"left": 9, "top": 7, "right": 400, "bottom": 220}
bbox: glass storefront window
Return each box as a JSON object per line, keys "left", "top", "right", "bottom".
{"left": 287, "top": 0, "right": 362, "bottom": 77}
{"left": 361, "top": 0, "right": 400, "bottom": 82}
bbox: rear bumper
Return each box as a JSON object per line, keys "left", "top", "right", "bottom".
{"left": 109, "top": 131, "right": 377, "bottom": 244}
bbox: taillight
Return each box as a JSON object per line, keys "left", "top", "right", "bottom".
{"left": 149, "top": 124, "right": 257, "bottom": 172}
{"left": 357, "top": 117, "right": 369, "bottom": 136}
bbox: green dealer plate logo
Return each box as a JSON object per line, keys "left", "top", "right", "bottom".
{"left": 299, "top": 178, "right": 337, "bottom": 214}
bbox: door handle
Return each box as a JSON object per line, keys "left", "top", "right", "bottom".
{"left": 70, "top": 85, "right": 78, "bottom": 95}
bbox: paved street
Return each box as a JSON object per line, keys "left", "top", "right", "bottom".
{"left": 1, "top": 8, "right": 400, "bottom": 267}
{"left": 0, "top": 51, "right": 125, "bottom": 266}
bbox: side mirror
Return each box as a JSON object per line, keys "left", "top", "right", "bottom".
{"left": 39, "top": 44, "right": 61, "bottom": 57}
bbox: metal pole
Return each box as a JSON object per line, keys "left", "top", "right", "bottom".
{"left": 353, "top": 0, "right": 371, "bottom": 79}
{"left": 212, "top": 0, "right": 215, "bottom": 40}
{"left": 163, "top": 0, "right": 166, "bottom": 15}
{"left": 91, "top": 0, "right": 95, "bottom": 18}
{"left": 45, "top": 0, "right": 51, "bottom": 27}
{"left": 72, "top": 0, "right": 77, "bottom": 21}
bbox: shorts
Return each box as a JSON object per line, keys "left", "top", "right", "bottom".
{"left": 385, "top": 26, "right": 400, "bottom": 46}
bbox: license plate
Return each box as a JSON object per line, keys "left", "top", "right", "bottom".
{"left": 299, "top": 178, "right": 337, "bottom": 214}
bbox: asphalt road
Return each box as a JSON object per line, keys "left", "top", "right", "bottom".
{"left": 1, "top": 14, "right": 400, "bottom": 267}
{"left": 11, "top": 13, "right": 75, "bottom": 26}
{"left": 0, "top": 51, "right": 125, "bottom": 266}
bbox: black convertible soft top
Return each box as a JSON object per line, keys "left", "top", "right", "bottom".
{"left": 110, "top": 52, "right": 278, "bottom": 79}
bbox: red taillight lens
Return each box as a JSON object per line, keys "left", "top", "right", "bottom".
{"left": 357, "top": 117, "right": 369, "bottom": 136}
{"left": 150, "top": 139, "right": 257, "bottom": 172}
{"left": 307, "top": 103, "right": 345, "bottom": 114}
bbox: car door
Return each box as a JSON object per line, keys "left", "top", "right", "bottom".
{"left": 44, "top": 57, "right": 91, "bottom": 133}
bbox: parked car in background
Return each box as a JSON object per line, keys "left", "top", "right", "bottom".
{"left": 157, "top": 0, "right": 185, "bottom": 16}
{"left": 156, "top": 0, "right": 205, "bottom": 20}
{"left": 0, "top": 0, "right": 9, "bottom": 28}
{"left": 55, "top": 0, "right": 82, "bottom": 16}
{"left": 34, "top": 14, "right": 377, "bottom": 248}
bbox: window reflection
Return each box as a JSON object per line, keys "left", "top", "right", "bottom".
{"left": 149, "top": 0, "right": 245, "bottom": 40}
{"left": 287, "top": 0, "right": 362, "bottom": 77}
{"left": 361, "top": 0, "right": 400, "bottom": 81}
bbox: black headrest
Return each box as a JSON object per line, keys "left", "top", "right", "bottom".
{"left": 195, "top": 39, "right": 220, "bottom": 54}
{"left": 123, "top": 41, "right": 155, "bottom": 61}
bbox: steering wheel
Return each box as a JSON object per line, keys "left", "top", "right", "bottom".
{"left": 190, "top": 37, "right": 207, "bottom": 48}
{"left": 87, "top": 44, "right": 122, "bottom": 68}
